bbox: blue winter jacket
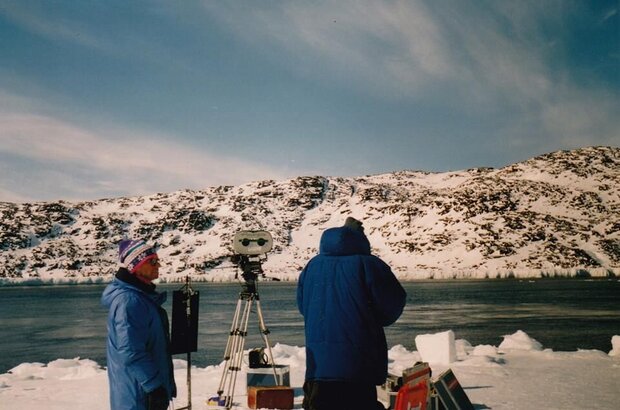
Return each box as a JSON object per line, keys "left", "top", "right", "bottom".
{"left": 101, "top": 270, "right": 176, "bottom": 410}
{"left": 297, "top": 227, "right": 406, "bottom": 385}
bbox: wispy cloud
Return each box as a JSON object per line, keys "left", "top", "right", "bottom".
{"left": 202, "top": 0, "right": 619, "bottom": 151}
{"left": 0, "top": 1, "right": 192, "bottom": 72}
{"left": 540, "top": 87, "right": 620, "bottom": 146}
{"left": 202, "top": 0, "right": 455, "bottom": 98}
{"left": 602, "top": 8, "right": 617, "bottom": 22}
{"left": 0, "top": 93, "right": 289, "bottom": 202}
{"left": 0, "top": 2, "right": 110, "bottom": 51}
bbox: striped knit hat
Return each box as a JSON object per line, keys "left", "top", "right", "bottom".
{"left": 118, "top": 239, "right": 157, "bottom": 273}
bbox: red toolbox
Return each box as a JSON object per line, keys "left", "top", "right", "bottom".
{"left": 247, "top": 386, "right": 294, "bottom": 409}
{"left": 394, "top": 381, "right": 430, "bottom": 410}
{"left": 394, "top": 362, "right": 431, "bottom": 410}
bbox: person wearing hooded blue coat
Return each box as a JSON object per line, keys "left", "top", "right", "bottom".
{"left": 101, "top": 240, "right": 176, "bottom": 410}
{"left": 297, "top": 217, "right": 407, "bottom": 410}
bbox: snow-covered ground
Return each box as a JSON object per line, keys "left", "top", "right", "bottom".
{"left": 1, "top": 331, "right": 618, "bottom": 410}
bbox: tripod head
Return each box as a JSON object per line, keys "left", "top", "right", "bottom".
{"left": 231, "top": 230, "right": 273, "bottom": 295}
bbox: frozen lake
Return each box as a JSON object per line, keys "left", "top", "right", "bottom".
{"left": 1, "top": 279, "right": 618, "bottom": 373}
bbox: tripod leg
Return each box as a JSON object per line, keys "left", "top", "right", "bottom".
{"left": 217, "top": 298, "right": 243, "bottom": 396}
{"left": 255, "top": 300, "right": 280, "bottom": 386}
{"left": 226, "top": 297, "right": 253, "bottom": 408}
{"left": 219, "top": 296, "right": 254, "bottom": 409}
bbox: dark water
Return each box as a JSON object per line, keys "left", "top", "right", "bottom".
{"left": 0, "top": 279, "right": 618, "bottom": 374}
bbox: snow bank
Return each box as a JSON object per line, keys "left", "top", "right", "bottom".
{"left": 1, "top": 333, "right": 620, "bottom": 409}
{"left": 7, "top": 358, "right": 104, "bottom": 381}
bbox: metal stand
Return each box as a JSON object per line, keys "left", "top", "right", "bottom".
{"left": 174, "top": 276, "right": 199, "bottom": 410}
{"left": 215, "top": 280, "right": 279, "bottom": 409}
{"left": 176, "top": 350, "right": 192, "bottom": 410}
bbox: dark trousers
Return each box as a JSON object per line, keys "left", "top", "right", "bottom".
{"left": 302, "top": 380, "right": 386, "bottom": 410}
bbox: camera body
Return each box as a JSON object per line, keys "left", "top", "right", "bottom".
{"left": 231, "top": 230, "right": 273, "bottom": 295}
{"left": 232, "top": 230, "right": 273, "bottom": 255}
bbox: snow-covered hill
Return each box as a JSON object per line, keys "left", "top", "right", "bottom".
{"left": 1, "top": 146, "right": 618, "bottom": 282}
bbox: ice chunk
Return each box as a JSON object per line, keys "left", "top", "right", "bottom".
{"left": 455, "top": 339, "right": 473, "bottom": 360}
{"left": 414, "top": 330, "right": 456, "bottom": 364}
{"left": 609, "top": 335, "right": 620, "bottom": 357}
{"left": 8, "top": 362, "right": 45, "bottom": 378}
{"left": 498, "top": 330, "right": 543, "bottom": 352}
{"left": 472, "top": 345, "right": 498, "bottom": 357}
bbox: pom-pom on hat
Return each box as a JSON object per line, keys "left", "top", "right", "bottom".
{"left": 118, "top": 239, "right": 157, "bottom": 273}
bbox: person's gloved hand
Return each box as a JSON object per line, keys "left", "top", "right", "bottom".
{"left": 147, "top": 386, "right": 168, "bottom": 410}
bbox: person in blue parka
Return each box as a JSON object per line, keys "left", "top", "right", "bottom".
{"left": 297, "top": 217, "right": 407, "bottom": 410}
{"left": 101, "top": 239, "right": 176, "bottom": 410}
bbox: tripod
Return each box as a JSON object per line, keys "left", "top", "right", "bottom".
{"left": 214, "top": 278, "right": 280, "bottom": 409}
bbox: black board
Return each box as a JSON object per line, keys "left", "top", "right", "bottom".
{"left": 432, "top": 369, "right": 474, "bottom": 410}
{"left": 170, "top": 290, "right": 200, "bottom": 354}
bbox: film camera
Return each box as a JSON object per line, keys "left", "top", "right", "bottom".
{"left": 212, "top": 230, "right": 282, "bottom": 409}
{"left": 230, "top": 230, "right": 274, "bottom": 294}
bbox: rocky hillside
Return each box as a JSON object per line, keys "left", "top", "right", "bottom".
{"left": 0, "top": 146, "right": 618, "bottom": 282}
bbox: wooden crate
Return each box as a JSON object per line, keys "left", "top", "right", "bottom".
{"left": 247, "top": 386, "right": 294, "bottom": 409}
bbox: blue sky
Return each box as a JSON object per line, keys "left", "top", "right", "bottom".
{"left": 0, "top": 0, "right": 618, "bottom": 202}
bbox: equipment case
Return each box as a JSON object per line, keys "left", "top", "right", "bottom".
{"left": 246, "top": 364, "right": 291, "bottom": 387}
{"left": 432, "top": 369, "right": 474, "bottom": 410}
{"left": 247, "top": 386, "right": 294, "bottom": 409}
